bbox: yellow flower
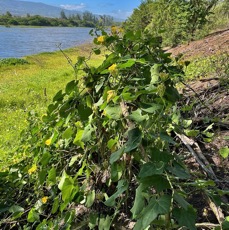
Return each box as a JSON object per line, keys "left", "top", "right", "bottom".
{"left": 28, "top": 164, "right": 37, "bottom": 175}
{"left": 107, "top": 90, "right": 116, "bottom": 102}
{"left": 111, "top": 26, "right": 118, "bottom": 34}
{"left": 97, "top": 35, "right": 105, "bottom": 43}
{"left": 118, "top": 27, "right": 124, "bottom": 33}
{"left": 45, "top": 138, "right": 52, "bottom": 146}
{"left": 111, "top": 26, "right": 124, "bottom": 34}
{"left": 41, "top": 196, "right": 48, "bottom": 204}
{"left": 108, "top": 64, "right": 117, "bottom": 72}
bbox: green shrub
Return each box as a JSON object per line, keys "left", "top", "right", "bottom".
{"left": 0, "top": 58, "right": 29, "bottom": 66}
{"left": 0, "top": 28, "right": 228, "bottom": 230}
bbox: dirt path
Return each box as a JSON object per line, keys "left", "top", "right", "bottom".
{"left": 167, "top": 28, "right": 229, "bottom": 59}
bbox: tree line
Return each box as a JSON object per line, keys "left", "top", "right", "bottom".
{"left": 124, "top": 0, "right": 229, "bottom": 47}
{"left": 0, "top": 10, "right": 115, "bottom": 27}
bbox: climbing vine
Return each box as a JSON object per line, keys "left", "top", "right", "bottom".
{"left": 0, "top": 27, "right": 228, "bottom": 229}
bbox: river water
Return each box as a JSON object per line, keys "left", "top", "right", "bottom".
{"left": 0, "top": 26, "right": 93, "bottom": 58}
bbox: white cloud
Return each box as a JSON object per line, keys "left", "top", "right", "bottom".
{"left": 60, "top": 3, "right": 86, "bottom": 11}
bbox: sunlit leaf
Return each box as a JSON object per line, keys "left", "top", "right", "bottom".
{"left": 62, "top": 127, "right": 74, "bottom": 139}
{"left": 128, "top": 109, "right": 149, "bottom": 123}
{"left": 27, "top": 208, "right": 40, "bottom": 223}
{"left": 219, "top": 147, "right": 229, "bottom": 159}
{"left": 104, "top": 105, "right": 122, "bottom": 119}
{"left": 81, "top": 124, "right": 94, "bottom": 142}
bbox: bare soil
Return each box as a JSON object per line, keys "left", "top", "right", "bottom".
{"left": 167, "top": 28, "right": 229, "bottom": 59}
{"left": 168, "top": 29, "right": 229, "bottom": 227}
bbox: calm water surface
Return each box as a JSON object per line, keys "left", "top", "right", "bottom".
{"left": 0, "top": 26, "right": 93, "bottom": 58}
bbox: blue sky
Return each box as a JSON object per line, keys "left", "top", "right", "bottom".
{"left": 20, "top": 0, "right": 141, "bottom": 19}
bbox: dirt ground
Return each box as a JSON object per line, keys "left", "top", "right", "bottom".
{"left": 167, "top": 29, "right": 229, "bottom": 226}
{"left": 167, "top": 28, "right": 229, "bottom": 59}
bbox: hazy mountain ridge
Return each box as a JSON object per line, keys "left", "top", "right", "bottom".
{"left": 0, "top": 0, "right": 83, "bottom": 18}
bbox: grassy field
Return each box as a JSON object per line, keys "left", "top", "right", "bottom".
{"left": 0, "top": 44, "right": 103, "bottom": 170}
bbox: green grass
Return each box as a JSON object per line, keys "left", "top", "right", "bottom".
{"left": 0, "top": 43, "right": 103, "bottom": 170}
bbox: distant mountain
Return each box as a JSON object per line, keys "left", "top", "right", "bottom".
{"left": 0, "top": 0, "right": 82, "bottom": 18}
{"left": 0, "top": 0, "right": 124, "bottom": 22}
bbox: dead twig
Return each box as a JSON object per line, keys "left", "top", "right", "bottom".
{"left": 176, "top": 133, "right": 218, "bottom": 180}
{"left": 205, "top": 194, "right": 224, "bottom": 229}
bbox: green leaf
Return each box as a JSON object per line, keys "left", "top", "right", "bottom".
{"left": 118, "top": 59, "right": 136, "bottom": 69}
{"left": 182, "top": 119, "right": 192, "bottom": 128}
{"left": 174, "top": 192, "right": 190, "bottom": 210}
{"left": 138, "top": 162, "right": 165, "bottom": 178}
{"left": 150, "top": 64, "right": 161, "bottom": 84}
{"left": 9, "top": 205, "right": 24, "bottom": 214}
{"left": 38, "top": 169, "right": 47, "bottom": 184}
{"left": 184, "top": 129, "right": 199, "bottom": 137}
{"left": 125, "top": 128, "right": 142, "bottom": 152}
{"left": 73, "top": 129, "right": 84, "bottom": 148}
{"left": 61, "top": 178, "right": 74, "bottom": 202}
{"left": 219, "top": 147, "right": 229, "bottom": 159}
{"left": 40, "top": 152, "right": 51, "bottom": 166}
{"left": 139, "top": 175, "right": 171, "bottom": 193}
{"left": 164, "top": 86, "right": 180, "bottom": 103}
{"left": 98, "top": 215, "right": 112, "bottom": 230}
{"left": 128, "top": 109, "right": 149, "bottom": 123}
{"left": 134, "top": 195, "right": 171, "bottom": 230}
{"left": 104, "top": 105, "right": 122, "bottom": 119}
{"left": 95, "top": 78, "right": 105, "bottom": 92}
{"left": 168, "top": 162, "right": 190, "bottom": 179}
{"left": 149, "top": 148, "right": 172, "bottom": 163}
{"left": 51, "top": 197, "right": 59, "bottom": 214}
{"left": 27, "top": 208, "right": 40, "bottom": 223}
{"left": 110, "top": 146, "right": 125, "bottom": 164}
{"left": 65, "top": 80, "right": 77, "bottom": 94}
{"left": 159, "top": 132, "right": 176, "bottom": 144}
{"left": 58, "top": 171, "right": 69, "bottom": 190}
{"left": 111, "top": 162, "right": 124, "bottom": 182}
{"left": 173, "top": 206, "right": 197, "bottom": 230}
{"left": 222, "top": 218, "right": 229, "bottom": 229}
{"left": 141, "top": 103, "right": 163, "bottom": 113}
{"left": 93, "top": 48, "right": 101, "bottom": 55}
{"left": 81, "top": 124, "right": 94, "bottom": 142}
{"left": 62, "top": 127, "right": 74, "bottom": 139}
{"left": 89, "top": 213, "right": 98, "bottom": 229}
{"left": 107, "top": 138, "right": 118, "bottom": 150}
{"left": 69, "top": 155, "right": 78, "bottom": 167}
{"left": 78, "top": 105, "right": 93, "bottom": 121}
{"left": 47, "top": 167, "right": 56, "bottom": 184}
{"left": 53, "top": 90, "right": 64, "bottom": 102}
{"left": 86, "top": 190, "right": 95, "bottom": 208}
{"left": 131, "top": 184, "right": 146, "bottom": 218}
{"left": 104, "top": 179, "right": 128, "bottom": 207}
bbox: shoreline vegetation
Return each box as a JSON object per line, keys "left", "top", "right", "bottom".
{"left": 0, "top": 11, "right": 119, "bottom": 28}
{"left": 0, "top": 43, "right": 104, "bottom": 170}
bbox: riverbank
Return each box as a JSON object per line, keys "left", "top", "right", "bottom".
{"left": 0, "top": 43, "right": 104, "bottom": 170}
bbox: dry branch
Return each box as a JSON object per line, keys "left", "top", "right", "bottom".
{"left": 176, "top": 133, "right": 218, "bottom": 180}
